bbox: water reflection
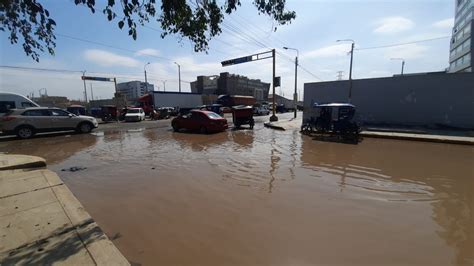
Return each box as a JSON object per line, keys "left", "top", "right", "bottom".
{"left": 300, "top": 135, "right": 473, "bottom": 264}
{"left": 2, "top": 123, "right": 471, "bottom": 264}
{"left": 0, "top": 133, "right": 97, "bottom": 165}
{"left": 231, "top": 130, "right": 254, "bottom": 150}
{"left": 171, "top": 131, "right": 231, "bottom": 152}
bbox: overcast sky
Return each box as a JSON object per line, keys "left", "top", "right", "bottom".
{"left": 0, "top": 0, "right": 455, "bottom": 101}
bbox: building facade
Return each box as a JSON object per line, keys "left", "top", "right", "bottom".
{"left": 32, "top": 95, "right": 70, "bottom": 109}
{"left": 303, "top": 72, "right": 474, "bottom": 129}
{"left": 449, "top": 0, "right": 473, "bottom": 72}
{"left": 190, "top": 72, "right": 270, "bottom": 102}
{"left": 116, "top": 81, "right": 154, "bottom": 100}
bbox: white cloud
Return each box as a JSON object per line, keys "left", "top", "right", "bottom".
{"left": 374, "top": 16, "right": 415, "bottom": 34}
{"left": 304, "top": 44, "right": 352, "bottom": 58}
{"left": 433, "top": 18, "right": 454, "bottom": 29}
{"left": 135, "top": 48, "right": 161, "bottom": 57}
{"left": 384, "top": 44, "right": 429, "bottom": 60}
{"left": 84, "top": 49, "right": 140, "bottom": 67}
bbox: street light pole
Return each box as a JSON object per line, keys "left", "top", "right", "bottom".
{"left": 82, "top": 70, "right": 88, "bottom": 103}
{"left": 283, "top": 47, "right": 299, "bottom": 119}
{"left": 391, "top": 58, "right": 405, "bottom": 75}
{"left": 144, "top": 62, "right": 150, "bottom": 91}
{"left": 337, "top": 39, "right": 355, "bottom": 103}
{"left": 174, "top": 62, "right": 181, "bottom": 93}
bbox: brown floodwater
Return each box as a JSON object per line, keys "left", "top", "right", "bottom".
{"left": 1, "top": 116, "right": 473, "bottom": 266}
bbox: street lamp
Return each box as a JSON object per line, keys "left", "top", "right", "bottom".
{"left": 336, "top": 39, "right": 355, "bottom": 103}
{"left": 144, "top": 62, "right": 151, "bottom": 91}
{"left": 283, "top": 46, "right": 299, "bottom": 119}
{"left": 391, "top": 58, "right": 405, "bottom": 75}
{"left": 174, "top": 62, "right": 181, "bottom": 93}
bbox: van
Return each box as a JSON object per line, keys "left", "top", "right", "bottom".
{"left": 0, "top": 92, "right": 39, "bottom": 115}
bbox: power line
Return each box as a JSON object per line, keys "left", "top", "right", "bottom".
{"left": 56, "top": 33, "right": 174, "bottom": 62}
{"left": 0, "top": 65, "right": 83, "bottom": 73}
{"left": 218, "top": 20, "right": 324, "bottom": 81}
{"left": 356, "top": 35, "right": 450, "bottom": 51}
{"left": 0, "top": 65, "right": 191, "bottom": 83}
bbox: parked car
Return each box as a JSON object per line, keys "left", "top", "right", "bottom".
{"left": 254, "top": 106, "right": 270, "bottom": 116}
{"left": 0, "top": 107, "right": 98, "bottom": 139}
{"left": 171, "top": 110, "right": 228, "bottom": 134}
{"left": 124, "top": 108, "right": 145, "bottom": 122}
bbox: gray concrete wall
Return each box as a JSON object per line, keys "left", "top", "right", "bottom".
{"left": 303, "top": 72, "right": 474, "bottom": 129}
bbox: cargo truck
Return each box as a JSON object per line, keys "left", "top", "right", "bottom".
{"left": 137, "top": 91, "right": 203, "bottom": 115}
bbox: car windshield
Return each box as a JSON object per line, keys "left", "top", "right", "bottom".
{"left": 128, "top": 109, "right": 140, "bottom": 113}
{"left": 206, "top": 112, "right": 222, "bottom": 119}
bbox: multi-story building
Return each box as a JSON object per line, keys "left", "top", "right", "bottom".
{"left": 449, "top": 0, "right": 473, "bottom": 72}
{"left": 190, "top": 72, "right": 270, "bottom": 101}
{"left": 32, "top": 95, "right": 70, "bottom": 109}
{"left": 116, "top": 81, "right": 154, "bottom": 100}
{"left": 190, "top": 75, "right": 219, "bottom": 95}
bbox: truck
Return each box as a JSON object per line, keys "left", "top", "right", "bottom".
{"left": 137, "top": 91, "right": 203, "bottom": 115}
{"left": 216, "top": 95, "right": 257, "bottom": 107}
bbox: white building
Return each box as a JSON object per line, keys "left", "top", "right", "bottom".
{"left": 116, "top": 81, "right": 154, "bottom": 100}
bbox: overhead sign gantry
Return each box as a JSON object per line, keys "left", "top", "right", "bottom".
{"left": 221, "top": 49, "right": 280, "bottom": 122}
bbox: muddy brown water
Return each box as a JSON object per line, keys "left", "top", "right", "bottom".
{"left": 1, "top": 117, "right": 473, "bottom": 265}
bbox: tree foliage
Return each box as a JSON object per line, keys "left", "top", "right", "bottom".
{"left": 0, "top": 0, "right": 296, "bottom": 61}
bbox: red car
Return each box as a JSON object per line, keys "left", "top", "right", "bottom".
{"left": 171, "top": 110, "right": 228, "bottom": 134}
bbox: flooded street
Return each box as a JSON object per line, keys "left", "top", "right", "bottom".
{"left": 1, "top": 114, "right": 473, "bottom": 265}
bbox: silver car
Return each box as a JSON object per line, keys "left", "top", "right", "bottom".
{"left": 0, "top": 107, "right": 98, "bottom": 139}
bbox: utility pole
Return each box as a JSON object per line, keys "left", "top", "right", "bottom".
{"left": 144, "top": 62, "right": 150, "bottom": 91}
{"left": 283, "top": 46, "right": 299, "bottom": 119}
{"left": 337, "top": 39, "right": 355, "bottom": 103}
{"left": 348, "top": 42, "right": 354, "bottom": 102}
{"left": 82, "top": 71, "right": 88, "bottom": 103}
{"left": 391, "top": 58, "right": 405, "bottom": 75}
{"left": 162, "top": 80, "right": 167, "bottom": 92}
{"left": 270, "top": 49, "right": 278, "bottom": 122}
{"left": 90, "top": 83, "right": 94, "bottom": 101}
{"left": 174, "top": 62, "right": 181, "bottom": 93}
{"left": 220, "top": 49, "right": 277, "bottom": 121}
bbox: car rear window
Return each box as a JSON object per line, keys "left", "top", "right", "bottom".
{"left": 128, "top": 109, "right": 140, "bottom": 113}
{"left": 206, "top": 112, "right": 222, "bottom": 119}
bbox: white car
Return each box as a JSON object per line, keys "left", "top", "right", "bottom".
{"left": 254, "top": 106, "right": 270, "bottom": 116}
{"left": 124, "top": 108, "right": 145, "bottom": 122}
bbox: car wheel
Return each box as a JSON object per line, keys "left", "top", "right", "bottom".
{"left": 199, "top": 126, "right": 208, "bottom": 134}
{"left": 16, "top": 126, "right": 35, "bottom": 139}
{"left": 77, "top": 122, "right": 93, "bottom": 133}
{"left": 172, "top": 123, "right": 179, "bottom": 132}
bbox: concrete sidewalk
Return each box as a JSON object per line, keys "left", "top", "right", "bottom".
{"left": 263, "top": 118, "right": 474, "bottom": 145}
{"left": 360, "top": 131, "right": 474, "bottom": 145}
{"left": 264, "top": 118, "right": 301, "bottom": 131}
{"left": 0, "top": 154, "right": 46, "bottom": 171}
{"left": 0, "top": 154, "right": 129, "bottom": 265}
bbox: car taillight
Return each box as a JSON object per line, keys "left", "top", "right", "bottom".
{"left": 1, "top": 116, "right": 16, "bottom": 122}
